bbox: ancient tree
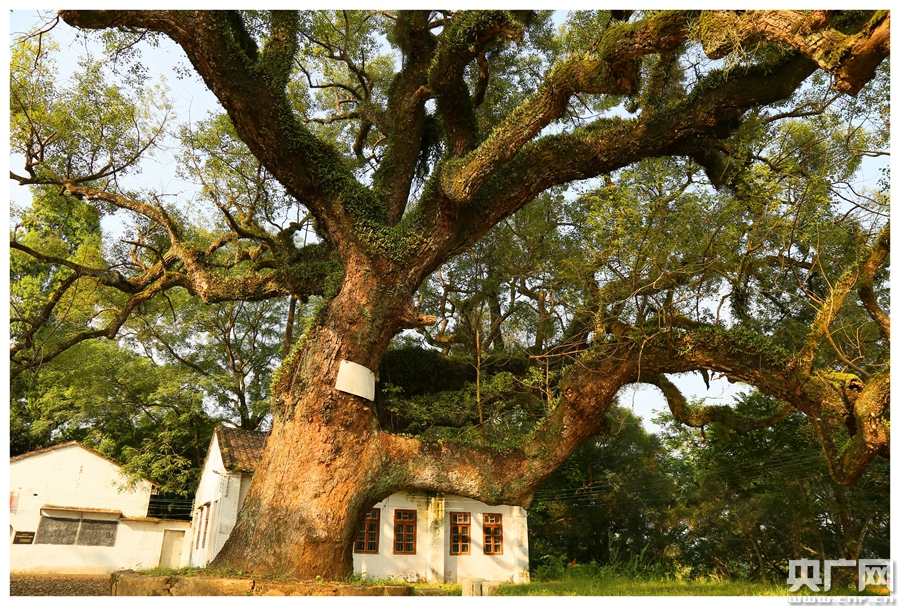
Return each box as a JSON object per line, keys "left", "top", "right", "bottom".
{"left": 11, "top": 10, "right": 889, "bottom": 577}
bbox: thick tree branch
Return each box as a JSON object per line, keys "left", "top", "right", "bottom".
{"left": 370, "top": 10, "right": 434, "bottom": 225}
{"left": 795, "top": 226, "right": 886, "bottom": 373}
{"left": 433, "top": 52, "right": 817, "bottom": 265}
{"left": 472, "top": 52, "right": 489, "bottom": 108}
{"left": 10, "top": 272, "right": 186, "bottom": 380}
{"left": 429, "top": 11, "right": 526, "bottom": 157}
{"left": 699, "top": 10, "right": 890, "bottom": 96}
{"left": 387, "top": 323, "right": 887, "bottom": 505}
{"left": 59, "top": 10, "right": 377, "bottom": 266}
{"left": 857, "top": 222, "right": 890, "bottom": 343}
{"left": 437, "top": 11, "right": 688, "bottom": 205}
{"left": 60, "top": 182, "right": 181, "bottom": 242}
{"left": 805, "top": 367, "right": 890, "bottom": 485}
{"left": 644, "top": 373, "right": 793, "bottom": 433}
{"left": 10, "top": 240, "right": 140, "bottom": 293}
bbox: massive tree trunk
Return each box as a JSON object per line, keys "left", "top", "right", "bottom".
{"left": 214, "top": 346, "right": 382, "bottom": 575}
{"left": 213, "top": 265, "right": 411, "bottom": 574}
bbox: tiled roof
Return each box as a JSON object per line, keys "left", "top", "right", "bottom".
{"left": 216, "top": 427, "right": 269, "bottom": 473}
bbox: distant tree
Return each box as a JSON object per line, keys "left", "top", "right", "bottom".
{"left": 127, "top": 292, "right": 290, "bottom": 431}
{"left": 528, "top": 406, "right": 677, "bottom": 570}
{"left": 11, "top": 337, "right": 215, "bottom": 496}
{"left": 660, "top": 391, "right": 889, "bottom": 582}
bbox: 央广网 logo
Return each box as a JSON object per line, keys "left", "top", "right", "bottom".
{"left": 787, "top": 559, "right": 892, "bottom": 593}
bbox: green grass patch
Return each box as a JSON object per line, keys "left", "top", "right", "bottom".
{"left": 501, "top": 575, "right": 793, "bottom": 596}
{"left": 501, "top": 564, "right": 889, "bottom": 597}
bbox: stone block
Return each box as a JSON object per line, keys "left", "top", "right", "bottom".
{"left": 334, "top": 584, "right": 413, "bottom": 596}
{"left": 482, "top": 582, "right": 500, "bottom": 596}
{"left": 170, "top": 576, "right": 254, "bottom": 596}
{"left": 414, "top": 587, "right": 449, "bottom": 596}
{"left": 253, "top": 581, "right": 336, "bottom": 596}
{"left": 461, "top": 577, "right": 485, "bottom": 596}
{"left": 113, "top": 571, "right": 171, "bottom": 596}
{"left": 336, "top": 585, "right": 379, "bottom": 596}
{"left": 380, "top": 585, "right": 414, "bottom": 596}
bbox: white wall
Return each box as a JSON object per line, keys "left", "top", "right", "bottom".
{"left": 441, "top": 495, "right": 529, "bottom": 584}
{"left": 9, "top": 444, "right": 192, "bottom": 574}
{"left": 10, "top": 444, "right": 152, "bottom": 522}
{"left": 188, "top": 432, "right": 246, "bottom": 567}
{"left": 353, "top": 492, "right": 529, "bottom": 584}
{"left": 354, "top": 492, "right": 432, "bottom": 582}
{"left": 10, "top": 519, "right": 192, "bottom": 574}
{"left": 189, "top": 431, "right": 224, "bottom": 567}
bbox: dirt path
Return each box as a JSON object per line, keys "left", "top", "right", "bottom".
{"left": 10, "top": 574, "right": 110, "bottom": 596}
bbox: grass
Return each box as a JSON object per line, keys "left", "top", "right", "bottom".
{"left": 501, "top": 574, "right": 795, "bottom": 596}
{"left": 501, "top": 563, "right": 891, "bottom": 597}
{"left": 137, "top": 562, "right": 889, "bottom": 597}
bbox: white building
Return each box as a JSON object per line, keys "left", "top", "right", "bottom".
{"left": 9, "top": 442, "right": 191, "bottom": 574}
{"left": 189, "top": 426, "right": 265, "bottom": 568}
{"left": 192, "top": 427, "right": 530, "bottom": 583}
{"left": 354, "top": 490, "right": 530, "bottom": 584}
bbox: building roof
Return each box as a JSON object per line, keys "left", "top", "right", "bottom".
{"left": 10, "top": 441, "right": 157, "bottom": 487}
{"left": 216, "top": 426, "right": 269, "bottom": 473}
{"left": 11, "top": 441, "right": 105, "bottom": 463}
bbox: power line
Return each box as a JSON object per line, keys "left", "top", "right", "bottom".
{"left": 531, "top": 447, "right": 842, "bottom": 507}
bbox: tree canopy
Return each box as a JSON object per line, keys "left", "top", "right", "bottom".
{"left": 9, "top": 10, "right": 889, "bottom": 578}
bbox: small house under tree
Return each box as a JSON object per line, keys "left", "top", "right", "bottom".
{"left": 192, "top": 427, "right": 530, "bottom": 583}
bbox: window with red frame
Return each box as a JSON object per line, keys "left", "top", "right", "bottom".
{"left": 450, "top": 512, "right": 471, "bottom": 555}
{"left": 483, "top": 513, "right": 503, "bottom": 555}
{"left": 393, "top": 509, "right": 416, "bottom": 554}
{"left": 354, "top": 509, "right": 380, "bottom": 553}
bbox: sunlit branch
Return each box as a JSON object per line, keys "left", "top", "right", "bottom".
{"left": 857, "top": 223, "right": 890, "bottom": 343}
{"left": 644, "top": 373, "right": 794, "bottom": 433}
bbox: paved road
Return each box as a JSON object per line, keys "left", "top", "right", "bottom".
{"left": 10, "top": 574, "right": 110, "bottom": 596}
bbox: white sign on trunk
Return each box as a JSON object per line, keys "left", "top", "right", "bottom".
{"left": 335, "top": 359, "right": 376, "bottom": 401}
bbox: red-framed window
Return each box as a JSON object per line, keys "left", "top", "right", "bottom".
{"left": 483, "top": 513, "right": 503, "bottom": 555}
{"left": 393, "top": 509, "right": 417, "bottom": 554}
{"left": 354, "top": 509, "right": 380, "bottom": 553}
{"left": 450, "top": 512, "right": 471, "bottom": 555}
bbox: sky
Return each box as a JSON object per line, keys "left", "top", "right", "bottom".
{"left": 8, "top": 10, "right": 222, "bottom": 210}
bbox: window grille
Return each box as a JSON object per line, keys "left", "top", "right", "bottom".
{"left": 450, "top": 512, "right": 471, "bottom": 555}
{"left": 483, "top": 513, "right": 503, "bottom": 555}
{"left": 354, "top": 509, "right": 380, "bottom": 553}
{"left": 393, "top": 509, "right": 416, "bottom": 554}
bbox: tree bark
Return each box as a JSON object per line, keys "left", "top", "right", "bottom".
{"left": 213, "top": 267, "right": 417, "bottom": 575}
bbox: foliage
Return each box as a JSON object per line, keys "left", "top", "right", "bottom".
{"left": 11, "top": 338, "right": 215, "bottom": 496}
{"left": 525, "top": 391, "right": 888, "bottom": 583}
{"left": 127, "top": 291, "right": 289, "bottom": 431}
{"left": 499, "top": 568, "right": 867, "bottom": 596}
{"left": 528, "top": 406, "right": 677, "bottom": 570}
{"left": 8, "top": 9, "right": 890, "bottom": 576}
{"left": 658, "top": 391, "right": 889, "bottom": 580}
